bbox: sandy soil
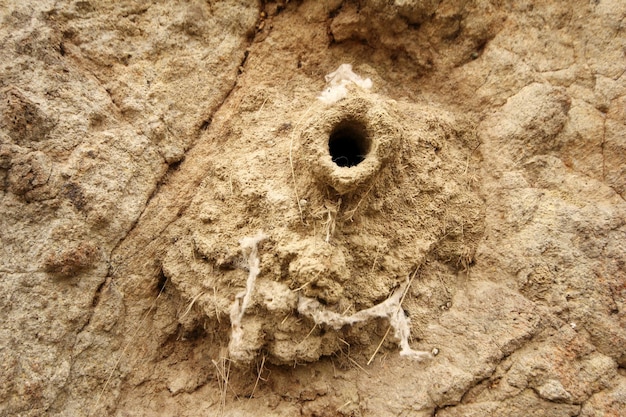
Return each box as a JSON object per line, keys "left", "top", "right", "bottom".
{"left": 1, "top": 1, "right": 625, "bottom": 416}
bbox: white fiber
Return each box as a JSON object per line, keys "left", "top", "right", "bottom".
{"left": 318, "top": 63, "right": 373, "bottom": 105}
{"left": 297, "top": 277, "right": 432, "bottom": 361}
{"left": 228, "top": 231, "right": 267, "bottom": 360}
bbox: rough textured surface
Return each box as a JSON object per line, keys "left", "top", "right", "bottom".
{"left": 0, "top": 1, "right": 624, "bottom": 416}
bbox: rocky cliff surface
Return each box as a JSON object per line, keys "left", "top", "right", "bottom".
{"left": 1, "top": 1, "right": 624, "bottom": 416}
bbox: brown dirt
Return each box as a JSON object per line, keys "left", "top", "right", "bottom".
{"left": 1, "top": 1, "right": 625, "bottom": 416}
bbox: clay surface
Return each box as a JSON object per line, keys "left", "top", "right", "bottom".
{"left": 1, "top": 1, "right": 625, "bottom": 416}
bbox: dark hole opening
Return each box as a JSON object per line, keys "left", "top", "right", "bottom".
{"left": 156, "top": 269, "right": 168, "bottom": 294}
{"left": 328, "top": 120, "right": 370, "bottom": 167}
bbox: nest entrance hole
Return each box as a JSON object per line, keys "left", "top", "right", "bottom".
{"left": 328, "top": 120, "right": 371, "bottom": 167}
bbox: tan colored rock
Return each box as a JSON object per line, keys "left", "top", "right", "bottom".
{"left": 1, "top": 1, "right": 625, "bottom": 416}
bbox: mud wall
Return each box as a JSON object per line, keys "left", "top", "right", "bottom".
{"left": 0, "top": 1, "right": 625, "bottom": 416}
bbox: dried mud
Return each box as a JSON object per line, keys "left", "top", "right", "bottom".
{"left": 1, "top": 1, "right": 625, "bottom": 416}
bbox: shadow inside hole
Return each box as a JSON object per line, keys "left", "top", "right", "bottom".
{"left": 328, "top": 120, "right": 371, "bottom": 167}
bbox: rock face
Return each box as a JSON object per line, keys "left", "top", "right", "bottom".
{"left": 0, "top": 1, "right": 624, "bottom": 416}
